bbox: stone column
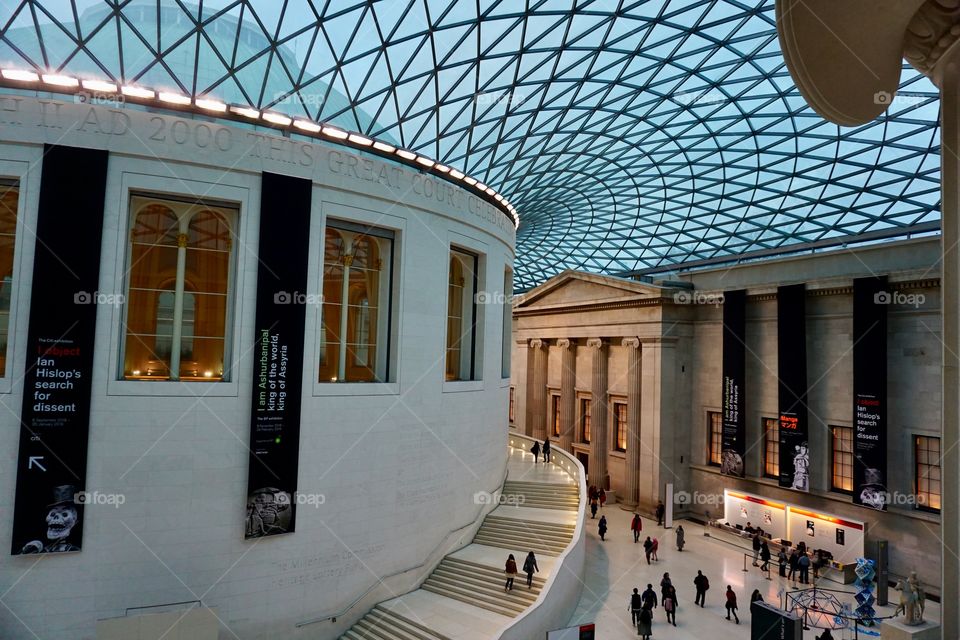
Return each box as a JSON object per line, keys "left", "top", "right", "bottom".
{"left": 557, "top": 338, "right": 577, "bottom": 452}
{"left": 938, "top": 50, "right": 960, "bottom": 637}
{"left": 524, "top": 338, "right": 548, "bottom": 440}
{"left": 638, "top": 337, "right": 678, "bottom": 513}
{"left": 621, "top": 337, "right": 642, "bottom": 508}
{"left": 586, "top": 338, "right": 609, "bottom": 489}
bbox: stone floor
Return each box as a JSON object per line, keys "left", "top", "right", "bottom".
{"left": 568, "top": 506, "right": 941, "bottom": 639}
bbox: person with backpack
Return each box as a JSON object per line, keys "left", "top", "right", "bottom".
{"left": 643, "top": 536, "right": 654, "bottom": 564}
{"left": 542, "top": 439, "right": 551, "bottom": 463}
{"left": 530, "top": 440, "right": 541, "bottom": 463}
{"left": 504, "top": 554, "right": 517, "bottom": 591}
{"left": 725, "top": 585, "right": 740, "bottom": 623}
{"left": 694, "top": 570, "right": 709, "bottom": 607}
{"left": 629, "top": 587, "right": 644, "bottom": 626}
{"left": 522, "top": 551, "right": 539, "bottom": 588}
{"left": 598, "top": 515, "right": 608, "bottom": 541}
{"left": 631, "top": 513, "right": 642, "bottom": 543}
{"left": 663, "top": 586, "right": 678, "bottom": 627}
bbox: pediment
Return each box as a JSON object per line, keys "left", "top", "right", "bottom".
{"left": 516, "top": 270, "right": 670, "bottom": 310}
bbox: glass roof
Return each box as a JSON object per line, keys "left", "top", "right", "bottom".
{"left": 0, "top": 0, "right": 941, "bottom": 289}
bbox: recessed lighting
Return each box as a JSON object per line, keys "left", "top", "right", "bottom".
{"left": 196, "top": 98, "right": 227, "bottom": 112}
{"left": 416, "top": 156, "right": 435, "bottom": 168}
{"left": 229, "top": 105, "right": 260, "bottom": 119}
{"left": 121, "top": 85, "right": 154, "bottom": 99}
{"left": 81, "top": 79, "right": 118, "bottom": 93}
{"left": 450, "top": 169, "right": 465, "bottom": 179}
{"left": 373, "top": 141, "right": 396, "bottom": 153}
{"left": 485, "top": 187, "right": 496, "bottom": 196}
{"left": 321, "top": 126, "right": 349, "bottom": 139}
{"left": 435, "top": 164, "right": 451, "bottom": 173}
{"left": 158, "top": 91, "right": 190, "bottom": 105}
{"left": 396, "top": 149, "right": 417, "bottom": 160}
{"left": 262, "top": 111, "right": 292, "bottom": 126}
{"left": 348, "top": 133, "right": 373, "bottom": 146}
{"left": 42, "top": 74, "right": 79, "bottom": 87}
{"left": 464, "top": 176, "right": 478, "bottom": 186}
{"left": 2, "top": 69, "right": 39, "bottom": 82}
{"left": 494, "top": 193, "right": 504, "bottom": 202}
{"left": 294, "top": 119, "right": 322, "bottom": 133}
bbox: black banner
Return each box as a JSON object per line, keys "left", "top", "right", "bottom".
{"left": 852, "top": 276, "right": 888, "bottom": 510}
{"left": 11, "top": 145, "right": 108, "bottom": 555}
{"left": 721, "top": 289, "right": 747, "bottom": 477}
{"left": 244, "top": 173, "right": 312, "bottom": 539}
{"left": 777, "top": 283, "right": 809, "bottom": 491}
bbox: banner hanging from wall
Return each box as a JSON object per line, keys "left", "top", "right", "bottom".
{"left": 244, "top": 173, "right": 312, "bottom": 539}
{"left": 11, "top": 145, "right": 108, "bottom": 555}
{"left": 852, "top": 276, "right": 888, "bottom": 510}
{"left": 721, "top": 289, "right": 747, "bottom": 477}
{"left": 777, "top": 283, "right": 809, "bottom": 492}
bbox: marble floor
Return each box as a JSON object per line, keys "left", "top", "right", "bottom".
{"left": 568, "top": 506, "right": 940, "bottom": 639}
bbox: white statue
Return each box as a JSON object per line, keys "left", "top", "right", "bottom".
{"left": 894, "top": 572, "right": 926, "bottom": 625}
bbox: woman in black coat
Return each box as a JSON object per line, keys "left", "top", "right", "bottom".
{"left": 522, "top": 551, "right": 539, "bottom": 588}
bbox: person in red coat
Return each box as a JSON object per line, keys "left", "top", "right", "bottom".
{"left": 631, "top": 513, "right": 643, "bottom": 543}
{"left": 504, "top": 554, "right": 518, "bottom": 591}
{"left": 725, "top": 585, "right": 740, "bottom": 624}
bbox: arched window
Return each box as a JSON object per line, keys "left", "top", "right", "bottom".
{"left": 319, "top": 222, "right": 393, "bottom": 383}
{"left": 122, "top": 195, "right": 236, "bottom": 381}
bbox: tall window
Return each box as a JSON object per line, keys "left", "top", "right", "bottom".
{"left": 763, "top": 417, "right": 780, "bottom": 478}
{"left": 0, "top": 181, "right": 18, "bottom": 378}
{"left": 319, "top": 222, "right": 393, "bottom": 382}
{"left": 580, "top": 397, "right": 591, "bottom": 443}
{"left": 446, "top": 247, "right": 479, "bottom": 381}
{"left": 915, "top": 436, "right": 941, "bottom": 512}
{"left": 708, "top": 411, "right": 722, "bottom": 466}
{"left": 501, "top": 268, "right": 512, "bottom": 379}
{"left": 831, "top": 425, "right": 854, "bottom": 493}
{"left": 551, "top": 394, "right": 561, "bottom": 437}
{"left": 614, "top": 402, "right": 627, "bottom": 452}
{"left": 123, "top": 195, "right": 235, "bottom": 381}
{"left": 509, "top": 387, "right": 515, "bottom": 423}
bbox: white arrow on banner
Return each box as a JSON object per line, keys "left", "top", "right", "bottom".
{"left": 28, "top": 456, "right": 46, "bottom": 471}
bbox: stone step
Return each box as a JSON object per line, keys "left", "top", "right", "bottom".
{"left": 477, "top": 522, "right": 573, "bottom": 542}
{"left": 421, "top": 580, "right": 527, "bottom": 617}
{"left": 441, "top": 557, "right": 547, "bottom": 587}
{"left": 424, "top": 572, "right": 537, "bottom": 607}
{"left": 369, "top": 607, "right": 452, "bottom": 640}
{"left": 484, "top": 516, "right": 576, "bottom": 531}
{"left": 472, "top": 534, "right": 566, "bottom": 555}
{"left": 431, "top": 565, "right": 540, "bottom": 600}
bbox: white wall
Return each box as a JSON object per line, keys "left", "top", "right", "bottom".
{"left": 0, "top": 96, "right": 514, "bottom": 639}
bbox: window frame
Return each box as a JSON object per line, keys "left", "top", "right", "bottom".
{"left": 318, "top": 218, "right": 396, "bottom": 384}
{"left": 509, "top": 386, "right": 516, "bottom": 424}
{"left": 550, "top": 391, "right": 561, "bottom": 438}
{"left": 707, "top": 411, "right": 722, "bottom": 466}
{"left": 830, "top": 425, "right": 854, "bottom": 494}
{"left": 613, "top": 400, "right": 627, "bottom": 452}
{"left": 501, "top": 266, "right": 512, "bottom": 380}
{"left": 762, "top": 417, "right": 780, "bottom": 479}
{"left": 444, "top": 245, "right": 482, "bottom": 383}
{"left": 579, "top": 395, "right": 592, "bottom": 444}
{"left": 915, "top": 435, "right": 941, "bottom": 513}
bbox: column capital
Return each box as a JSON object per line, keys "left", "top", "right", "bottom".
{"left": 557, "top": 338, "right": 577, "bottom": 349}
{"left": 621, "top": 337, "right": 641, "bottom": 349}
{"left": 529, "top": 338, "right": 547, "bottom": 349}
{"left": 585, "top": 337, "right": 607, "bottom": 349}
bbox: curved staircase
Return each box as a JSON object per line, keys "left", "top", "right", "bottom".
{"left": 339, "top": 445, "right": 581, "bottom": 639}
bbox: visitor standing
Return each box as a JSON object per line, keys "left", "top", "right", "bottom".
{"left": 655, "top": 500, "right": 665, "bottom": 526}
{"left": 523, "top": 551, "right": 539, "bottom": 588}
{"left": 751, "top": 533, "right": 761, "bottom": 566}
{"left": 778, "top": 548, "right": 788, "bottom": 577}
{"left": 504, "top": 554, "right": 517, "bottom": 591}
{"left": 788, "top": 549, "right": 799, "bottom": 583}
{"left": 598, "top": 487, "right": 606, "bottom": 510}
{"left": 663, "top": 587, "right": 677, "bottom": 627}
{"left": 631, "top": 513, "right": 642, "bottom": 542}
{"left": 531, "top": 440, "right": 541, "bottom": 463}
{"left": 725, "top": 585, "right": 740, "bottom": 623}
{"left": 798, "top": 552, "right": 811, "bottom": 584}
{"left": 598, "top": 515, "right": 608, "bottom": 541}
{"left": 694, "top": 570, "right": 709, "bottom": 607}
{"left": 542, "top": 439, "right": 551, "bottom": 462}
{"left": 659, "top": 572, "right": 672, "bottom": 603}
{"left": 590, "top": 496, "right": 598, "bottom": 519}
{"left": 643, "top": 536, "right": 654, "bottom": 564}
{"left": 675, "top": 524, "right": 685, "bottom": 551}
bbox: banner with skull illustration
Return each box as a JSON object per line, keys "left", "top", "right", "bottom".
{"left": 777, "top": 283, "right": 810, "bottom": 492}
{"left": 244, "top": 173, "right": 312, "bottom": 539}
{"left": 721, "top": 289, "right": 747, "bottom": 477}
{"left": 11, "top": 145, "right": 108, "bottom": 555}
{"left": 852, "top": 276, "right": 888, "bottom": 510}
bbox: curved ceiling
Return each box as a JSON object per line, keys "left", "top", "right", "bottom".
{"left": 0, "top": 0, "right": 942, "bottom": 289}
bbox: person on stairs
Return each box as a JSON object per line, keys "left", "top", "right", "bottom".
{"left": 530, "top": 440, "right": 541, "bottom": 464}
{"left": 598, "top": 515, "right": 608, "bottom": 541}
{"left": 542, "top": 439, "right": 551, "bottom": 463}
{"left": 504, "top": 554, "right": 517, "bottom": 591}
{"left": 523, "top": 551, "right": 539, "bottom": 588}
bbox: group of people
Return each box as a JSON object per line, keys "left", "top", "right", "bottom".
{"left": 629, "top": 569, "right": 750, "bottom": 636}
{"left": 588, "top": 485, "right": 607, "bottom": 518}
{"left": 503, "top": 551, "right": 540, "bottom": 591}
{"left": 530, "top": 439, "right": 551, "bottom": 463}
